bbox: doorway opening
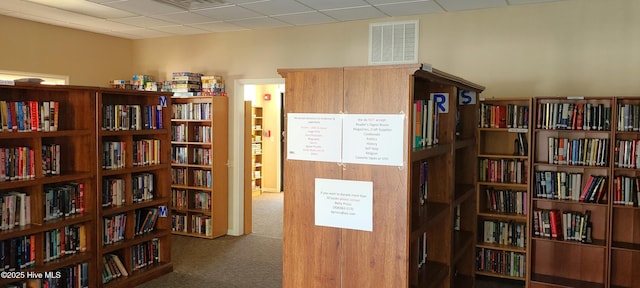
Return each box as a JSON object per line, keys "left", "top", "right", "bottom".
{"left": 232, "top": 78, "right": 284, "bottom": 236}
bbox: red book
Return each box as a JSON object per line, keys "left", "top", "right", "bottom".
{"left": 499, "top": 105, "right": 507, "bottom": 128}
{"left": 580, "top": 175, "right": 596, "bottom": 202}
{"left": 576, "top": 103, "right": 584, "bottom": 130}
{"left": 29, "top": 101, "right": 38, "bottom": 132}
{"left": 549, "top": 210, "right": 559, "bottom": 239}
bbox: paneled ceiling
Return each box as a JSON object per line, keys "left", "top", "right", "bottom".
{"left": 0, "top": 0, "right": 566, "bottom": 39}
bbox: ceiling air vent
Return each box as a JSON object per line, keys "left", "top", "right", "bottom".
{"left": 369, "top": 20, "right": 419, "bottom": 65}
{"left": 153, "top": 0, "right": 225, "bottom": 10}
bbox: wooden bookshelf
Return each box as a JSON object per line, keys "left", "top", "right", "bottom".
{"left": 528, "top": 96, "right": 612, "bottom": 288}
{"left": 476, "top": 98, "right": 531, "bottom": 284}
{"left": 97, "top": 88, "right": 173, "bottom": 287}
{"left": 0, "top": 83, "right": 97, "bottom": 287}
{"left": 170, "top": 95, "right": 228, "bottom": 239}
{"left": 252, "top": 106, "right": 263, "bottom": 195}
{"left": 278, "top": 65, "right": 484, "bottom": 288}
{"left": 609, "top": 96, "right": 640, "bottom": 288}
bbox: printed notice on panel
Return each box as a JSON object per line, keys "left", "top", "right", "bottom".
{"left": 315, "top": 178, "right": 373, "bottom": 232}
{"left": 342, "top": 114, "right": 404, "bottom": 166}
{"left": 286, "top": 113, "right": 342, "bottom": 162}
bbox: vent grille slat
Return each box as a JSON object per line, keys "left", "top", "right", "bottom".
{"left": 369, "top": 20, "right": 418, "bottom": 65}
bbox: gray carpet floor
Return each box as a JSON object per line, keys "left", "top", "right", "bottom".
{"left": 138, "top": 192, "right": 522, "bottom": 288}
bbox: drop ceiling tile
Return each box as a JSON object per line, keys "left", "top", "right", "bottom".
{"left": 222, "top": 0, "right": 270, "bottom": 4}
{"left": 151, "top": 24, "right": 210, "bottom": 35}
{"left": 102, "top": 0, "right": 184, "bottom": 16}
{"left": 240, "top": 0, "right": 313, "bottom": 16}
{"left": 192, "top": 5, "right": 262, "bottom": 20}
{"left": 367, "top": 0, "right": 425, "bottom": 4}
{"left": 376, "top": 1, "right": 444, "bottom": 16}
{"left": 272, "top": 11, "right": 337, "bottom": 26}
{"left": 189, "top": 21, "right": 248, "bottom": 32}
{"left": 152, "top": 11, "right": 216, "bottom": 24}
{"left": 322, "top": 6, "right": 387, "bottom": 22}
{"left": 25, "top": 0, "right": 136, "bottom": 18}
{"left": 295, "top": 0, "right": 370, "bottom": 10}
{"left": 82, "top": 19, "right": 145, "bottom": 31}
{"left": 434, "top": 0, "right": 507, "bottom": 11}
{"left": 110, "top": 16, "right": 178, "bottom": 28}
{"left": 228, "top": 16, "right": 292, "bottom": 29}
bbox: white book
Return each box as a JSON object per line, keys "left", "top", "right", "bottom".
{"left": 548, "top": 138, "right": 555, "bottom": 164}
{"left": 426, "top": 100, "right": 434, "bottom": 147}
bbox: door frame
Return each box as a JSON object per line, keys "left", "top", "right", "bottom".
{"left": 229, "top": 78, "right": 284, "bottom": 236}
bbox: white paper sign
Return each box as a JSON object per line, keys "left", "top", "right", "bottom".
{"left": 287, "top": 113, "right": 342, "bottom": 162}
{"left": 315, "top": 178, "right": 373, "bottom": 232}
{"left": 342, "top": 114, "right": 405, "bottom": 166}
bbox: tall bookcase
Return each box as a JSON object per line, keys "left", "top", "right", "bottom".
{"left": 476, "top": 98, "right": 531, "bottom": 284}
{"left": 528, "top": 96, "right": 612, "bottom": 288}
{"left": 0, "top": 83, "right": 97, "bottom": 287}
{"left": 96, "top": 88, "right": 173, "bottom": 287}
{"left": 169, "top": 95, "right": 228, "bottom": 239}
{"left": 608, "top": 97, "right": 640, "bottom": 288}
{"left": 278, "top": 65, "right": 483, "bottom": 288}
{"left": 251, "top": 106, "right": 263, "bottom": 194}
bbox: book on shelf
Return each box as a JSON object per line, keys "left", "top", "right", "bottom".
{"left": 417, "top": 232, "right": 427, "bottom": 269}
{"left": 546, "top": 137, "right": 609, "bottom": 167}
{"left": 135, "top": 208, "right": 159, "bottom": 236}
{"left": 479, "top": 103, "right": 529, "bottom": 129}
{"left": 533, "top": 209, "right": 593, "bottom": 243}
{"left": 413, "top": 99, "right": 439, "bottom": 148}
{"left": 103, "top": 214, "right": 126, "bottom": 245}
{"left": 613, "top": 175, "right": 640, "bottom": 206}
{"left": 537, "top": 102, "right": 611, "bottom": 131}
{"left": 0, "top": 100, "right": 59, "bottom": 132}
{"left": 478, "top": 158, "right": 527, "bottom": 184}
{"left": 482, "top": 220, "right": 526, "bottom": 247}
{"left": 1, "top": 147, "right": 36, "bottom": 182}
{"left": 131, "top": 238, "right": 160, "bottom": 271}
{"left": 44, "top": 182, "right": 84, "bottom": 222}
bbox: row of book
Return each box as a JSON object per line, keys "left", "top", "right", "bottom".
{"left": 191, "top": 214, "right": 213, "bottom": 236}
{"left": 614, "top": 139, "right": 640, "bottom": 169}
{"left": 1, "top": 192, "right": 31, "bottom": 230}
{"left": 43, "top": 225, "right": 86, "bottom": 263}
{"left": 102, "top": 254, "right": 128, "bottom": 284}
{"left": 193, "top": 169, "right": 212, "bottom": 188}
{"left": 171, "top": 189, "right": 188, "bottom": 209}
{"left": 132, "top": 173, "right": 155, "bottom": 203}
{"left": 412, "top": 99, "right": 439, "bottom": 149}
{"left": 101, "top": 104, "right": 163, "bottom": 131}
{"left": 131, "top": 238, "right": 160, "bottom": 271}
{"left": 546, "top": 137, "right": 609, "bottom": 167}
{"left": 193, "top": 192, "right": 211, "bottom": 210}
{"left": 532, "top": 209, "right": 593, "bottom": 243}
{"left": 613, "top": 175, "right": 640, "bottom": 206}
{"left": 171, "top": 146, "right": 188, "bottom": 164}
{"left": 481, "top": 220, "right": 526, "bottom": 248}
{"left": 478, "top": 158, "right": 527, "bottom": 184}
{"left": 134, "top": 208, "right": 158, "bottom": 236}
{"left": 478, "top": 103, "right": 529, "bottom": 129}
{"left": 103, "top": 214, "right": 126, "bottom": 245}
{"left": 171, "top": 168, "right": 187, "bottom": 186}
{"left": 513, "top": 133, "right": 528, "bottom": 156}
{"left": 171, "top": 147, "right": 212, "bottom": 166}
{"left": 536, "top": 102, "right": 611, "bottom": 131}
{"left": 133, "top": 139, "right": 161, "bottom": 166}
{"left": 483, "top": 188, "right": 527, "bottom": 215}
{"left": 8, "top": 262, "right": 89, "bottom": 288}
{"left": 42, "top": 144, "right": 61, "bottom": 176}
{"left": 475, "top": 248, "right": 526, "bottom": 278}
{"left": 44, "top": 182, "right": 84, "bottom": 221}
{"left": 0, "top": 100, "right": 59, "bottom": 133}
{"left": 1, "top": 235, "right": 35, "bottom": 271}
{"left": 1, "top": 147, "right": 35, "bottom": 182}
{"left": 171, "top": 213, "right": 187, "bottom": 233}
{"left": 171, "top": 124, "right": 187, "bottom": 142}
{"left": 534, "top": 172, "right": 607, "bottom": 203}
{"left": 102, "top": 141, "right": 125, "bottom": 170}
{"left": 617, "top": 103, "right": 640, "bottom": 131}
{"left": 101, "top": 178, "right": 125, "bottom": 208}
{"left": 171, "top": 103, "right": 212, "bottom": 120}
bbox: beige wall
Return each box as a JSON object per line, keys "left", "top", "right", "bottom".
{"left": 255, "top": 84, "right": 281, "bottom": 193}
{"left": 0, "top": 16, "right": 133, "bottom": 86}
